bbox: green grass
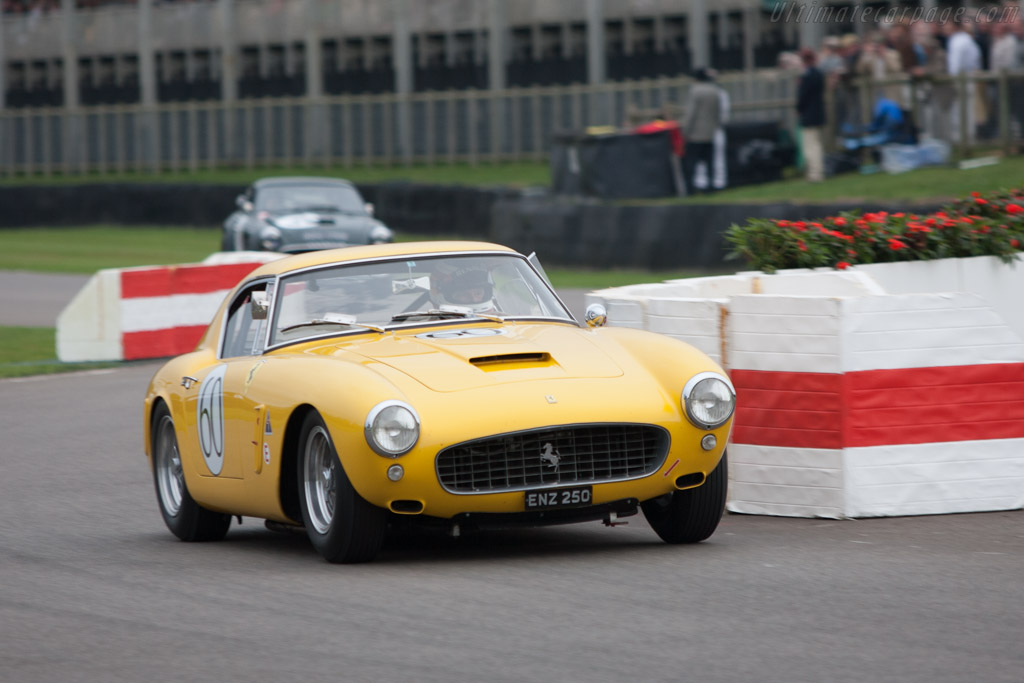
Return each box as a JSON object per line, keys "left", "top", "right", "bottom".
{"left": 0, "top": 225, "right": 726, "bottom": 286}
{"left": 0, "top": 162, "right": 553, "bottom": 189}
{"left": 543, "top": 267, "right": 729, "bottom": 289}
{"left": 0, "top": 226, "right": 222, "bottom": 273}
{"left": 0, "top": 326, "right": 117, "bottom": 378}
{"left": 675, "top": 155, "right": 1024, "bottom": 205}
{"left": 5, "top": 155, "right": 1023, "bottom": 205}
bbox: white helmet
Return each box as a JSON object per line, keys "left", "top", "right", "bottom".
{"left": 437, "top": 268, "right": 495, "bottom": 313}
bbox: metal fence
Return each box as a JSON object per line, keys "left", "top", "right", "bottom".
{"left": 3, "top": 69, "right": 1020, "bottom": 177}
{"left": 0, "top": 71, "right": 797, "bottom": 176}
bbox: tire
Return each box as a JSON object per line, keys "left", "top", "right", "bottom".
{"left": 642, "top": 452, "right": 728, "bottom": 544}
{"left": 151, "top": 403, "right": 232, "bottom": 542}
{"left": 296, "top": 411, "right": 387, "bottom": 563}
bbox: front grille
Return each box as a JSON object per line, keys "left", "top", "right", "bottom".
{"left": 436, "top": 424, "right": 669, "bottom": 494}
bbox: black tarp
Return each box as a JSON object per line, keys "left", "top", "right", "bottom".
{"left": 550, "top": 129, "right": 683, "bottom": 200}
{"left": 552, "top": 122, "right": 791, "bottom": 199}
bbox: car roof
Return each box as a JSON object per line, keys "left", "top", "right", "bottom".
{"left": 243, "top": 241, "right": 520, "bottom": 279}
{"left": 252, "top": 176, "right": 356, "bottom": 189}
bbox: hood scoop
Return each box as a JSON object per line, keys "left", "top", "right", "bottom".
{"left": 469, "top": 352, "right": 552, "bottom": 369}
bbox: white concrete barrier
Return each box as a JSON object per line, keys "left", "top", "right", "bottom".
{"left": 57, "top": 252, "right": 282, "bottom": 362}
{"left": 588, "top": 255, "right": 1024, "bottom": 518}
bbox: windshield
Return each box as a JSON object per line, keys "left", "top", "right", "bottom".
{"left": 255, "top": 184, "right": 366, "bottom": 214}
{"left": 268, "top": 253, "right": 573, "bottom": 347}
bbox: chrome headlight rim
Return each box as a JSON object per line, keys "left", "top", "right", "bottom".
{"left": 364, "top": 400, "right": 420, "bottom": 458}
{"left": 369, "top": 224, "right": 394, "bottom": 244}
{"left": 682, "top": 371, "right": 736, "bottom": 431}
{"left": 259, "top": 225, "right": 283, "bottom": 251}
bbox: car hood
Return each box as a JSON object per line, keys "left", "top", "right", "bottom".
{"left": 268, "top": 211, "right": 377, "bottom": 231}
{"left": 327, "top": 323, "right": 625, "bottom": 392}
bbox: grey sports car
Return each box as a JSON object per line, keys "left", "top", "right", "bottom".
{"left": 221, "top": 177, "right": 394, "bottom": 253}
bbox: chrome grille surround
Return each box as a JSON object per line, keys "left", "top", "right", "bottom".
{"left": 435, "top": 423, "right": 670, "bottom": 494}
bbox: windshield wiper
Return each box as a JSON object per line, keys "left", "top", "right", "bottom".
{"left": 279, "top": 312, "right": 385, "bottom": 334}
{"left": 391, "top": 306, "right": 504, "bottom": 323}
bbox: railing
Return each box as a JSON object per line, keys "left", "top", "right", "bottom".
{"left": 0, "top": 71, "right": 797, "bottom": 176}
{"left": 827, "top": 71, "right": 1024, "bottom": 159}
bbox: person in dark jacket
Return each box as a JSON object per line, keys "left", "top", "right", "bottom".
{"left": 796, "top": 47, "right": 826, "bottom": 182}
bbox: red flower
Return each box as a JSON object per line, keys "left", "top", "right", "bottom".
{"left": 971, "top": 191, "right": 981, "bottom": 197}
{"left": 797, "top": 240, "right": 808, "bottom": 251}
{"left": 833, "top": 217, "right": 847, "bottom": 227}
{"left": 975, "top": 198, "right": 988, "bottom": 205}
{"left": 1006, "top": 204, "right": 1024, "bottom": 215}
{"left": 836, "top": 261, "right": 851, "bottom": 270}
{"left": 888, "top": 238, "right": 907, "bottom": 251}
{"left": 1012, "top": 239, "right": 1021, "bottom": 248}
{"left": 793, "top": 221, "right": 807, "bottom": 230}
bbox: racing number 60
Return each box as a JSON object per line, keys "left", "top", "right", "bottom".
{"left": 196, "top": 365, "right": 227, "bottom": 475}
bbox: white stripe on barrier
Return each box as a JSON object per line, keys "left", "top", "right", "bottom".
{"left": 120, "top": 291, "right": 232, "bottom": 333}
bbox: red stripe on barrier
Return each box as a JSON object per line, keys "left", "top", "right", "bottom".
{"left": 844, "top": 364, "right": 1024, "bottom": 448}
{"left": 729, "top": 364, "right": 1024, "bottom": 449}
{"left": 121, "top": 263, "right": 262, "bottom": 299}
{"left": 731, "top": 370, "right": 843, "bottom": 449}
{"left": 122, "top": 325, "right": 208, "bottom": 360}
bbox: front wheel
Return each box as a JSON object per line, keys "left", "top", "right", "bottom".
{"left": 296, "top": 411, "right": 387, "bottom": 563}
{"left": 151, "top": 403, "right": 231, "bottom": 542}
{"left": 642, "top": 452, "right": 728, "bottom": 544}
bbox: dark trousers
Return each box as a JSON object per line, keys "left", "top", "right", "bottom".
{"left": 684, "top": 141, "right": 715, "bottom": 194}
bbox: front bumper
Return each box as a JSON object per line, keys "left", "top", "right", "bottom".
{"left": 340, "top": 421, "right": 729, "bottom": 520}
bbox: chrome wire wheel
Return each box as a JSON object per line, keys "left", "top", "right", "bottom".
{"left": 155, "top": 414, "right": 185, "bottom": 517}
{"left": 303, "top": 425, "right": 337, "bottom": 535}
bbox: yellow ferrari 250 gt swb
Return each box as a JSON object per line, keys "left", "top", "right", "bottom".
{"left": 143, "top": 242, "right": 736, "bottom": 563}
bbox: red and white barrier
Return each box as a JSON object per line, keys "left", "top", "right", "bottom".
{"left": 588, "top": 255, "right": 1024, "bottom": 518}
{"left": 57, "top": 252, "right": 281, "bottom": 362}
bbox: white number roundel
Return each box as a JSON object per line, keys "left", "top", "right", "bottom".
{"left": 196, "top": 365, "right": 227, "bottom": 475}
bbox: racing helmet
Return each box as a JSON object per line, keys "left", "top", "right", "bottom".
{"left": 437, "top": 268, "right": 495, "bottom": 313}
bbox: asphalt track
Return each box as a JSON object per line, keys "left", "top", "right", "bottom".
{"left": 1, "top": 274, "right": 1022, "bottom": 683}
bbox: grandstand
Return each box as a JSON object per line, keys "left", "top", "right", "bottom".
{"left": 0, "top": 0, "right": 826, "bottom": 108}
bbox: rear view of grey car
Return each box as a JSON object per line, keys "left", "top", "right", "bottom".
{"left": 222, "top": 177, "right": 394, "bottom": 253}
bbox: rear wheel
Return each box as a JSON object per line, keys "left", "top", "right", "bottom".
{"left": 151, "top": 403, "right": 231, "bottom": 542}
{"left": 297, "top": 411, "right": 387, "bottom": 563}
{"left": 642, "top": 452, "right": 728, "bottom": 544}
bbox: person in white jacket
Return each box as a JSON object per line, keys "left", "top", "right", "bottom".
{"left": 945, "top": 18, "right": 982, "bottom": 143}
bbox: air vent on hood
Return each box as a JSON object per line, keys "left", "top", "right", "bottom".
{"left": 470, "top": 352, "right": 552, "bottom": 368}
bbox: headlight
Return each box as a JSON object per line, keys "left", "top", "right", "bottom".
{"left": 369, "top": 224, "right": 393, "bottom": 244}
{"left": 365, "top": 400, "right": 420, "bottom": 457}
{"left": 682, "top": 372, "right": 736, "bottom": 430}
{"left": 259, "top": 226, "right": 283, "bottom": 251}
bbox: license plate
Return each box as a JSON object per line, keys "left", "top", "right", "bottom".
{"left": 524, "top": 485, "right": 593, "bottom": 510}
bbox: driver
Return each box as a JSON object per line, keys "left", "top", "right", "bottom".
{"left": 436, "top": 268, "right": 496, "bottom": 313}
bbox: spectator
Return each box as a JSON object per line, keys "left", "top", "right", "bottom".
{"left": 818, "top": 36, "right": 846, "bottom": 77}
{"left": 796, "top": 47, "right": 826, "bottom": 183}
{"left": 857, "top": 32, "right": 906, "bottom": 106}
{"left": 990, "top": 19, "right": 1020, "bottom": 70}
{"left": 913, "top": 32, "right": 955, "bottom": 142}
{"left": 944, "top": 17, "right": 982, "bottom": 142}
{"left": 682, "top": 68, "right": 723, "bottom": 195}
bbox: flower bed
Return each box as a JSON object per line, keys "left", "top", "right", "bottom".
{"left": 725, "top": 188, "right": 1024, "bottom": 273}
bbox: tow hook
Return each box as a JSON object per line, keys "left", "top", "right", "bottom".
{"left": 603, "top": 512, "right": 628, "bottom": 527}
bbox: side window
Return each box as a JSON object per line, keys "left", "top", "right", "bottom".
{"left": 222, "top": 282, "right": 272, "bottom": 358}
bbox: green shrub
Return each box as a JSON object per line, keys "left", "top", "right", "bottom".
{"left": 725, "top": 189, "right": 1024, "bottom": 273}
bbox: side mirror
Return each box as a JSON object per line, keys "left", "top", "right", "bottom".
{"left": 250, "top": 291, "right": 269, "bottom": 320}
{"left": 237, "top": 195, "right": 253, "bottom": 212}
{"left": 584, "top": 303, "right": 607, "bottom": 328}
{"left": 364, "top": 202, "right": 375, "bottom": 216}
